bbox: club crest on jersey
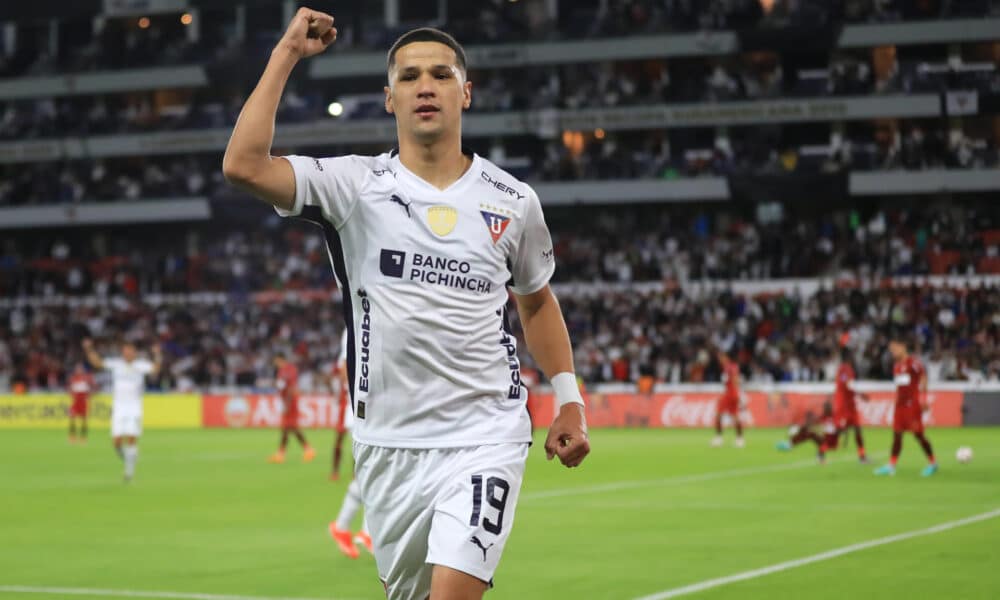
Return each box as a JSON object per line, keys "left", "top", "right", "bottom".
{"left": 480, "top": 209, "right": 511, "bottom": 244}
{"left": 427, "top": 206, "right": 458, "bottom": 237}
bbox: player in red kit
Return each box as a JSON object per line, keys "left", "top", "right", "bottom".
{"left": 329, "top": 330, "right": 350, "bottom": 481}
{"left": 268, "top": 352, "right": 316, "bottom": 463}
{"left": 776, "top": 401, "right": 838, "bottom": 464}
{"left": 67, "top": 362, "right": 95, "bottom": 443}
{"left": 711, "top": 350, "right": 745, "bottom": 448}
{"left": 875, "top": 335, "right": 938, "bottom": 477}
{"left": 833, "top": 347, "right": 871, "bottom": 463}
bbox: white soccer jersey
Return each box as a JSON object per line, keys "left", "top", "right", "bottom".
{"left": 278, "top": 151, "right": 554, "bottom": 448}
{"left": 103, "top": 358, "right": 154, "bottom": 413}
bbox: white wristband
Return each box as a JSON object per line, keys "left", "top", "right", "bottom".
{"left": 551, "top": 372, "right": 585, "bottom": 407}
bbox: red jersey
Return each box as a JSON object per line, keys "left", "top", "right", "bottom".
{"left": 893, "top": 356, "right": 924, "bottom": 409}
{"left": 68, "top": 373, "right": 94, "bottom": 403}
{"left": 722, "top": 362, "right": 740, "bottom": 399}
{"left": 277, "top": 363, "right": 299, "bottom": 403}
{"left": 833, "top": 362, "right": 857, "bottom": 414}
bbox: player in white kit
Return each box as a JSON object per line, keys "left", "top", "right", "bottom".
{"left": 82, "top": 338, "right": 162, "bottom": 482}
{"left": 224, "top": 10, "right": 590, "bottom": 599}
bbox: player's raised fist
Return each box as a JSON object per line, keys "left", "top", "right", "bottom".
{"left": 277, "top": 7, "right": 337, "bottom": 59}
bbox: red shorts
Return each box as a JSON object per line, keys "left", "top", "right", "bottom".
{"left": 716, "top": 395, "right": 739, "bottom": 415}
{"left": 281, "top": 411, "right": 299, "bottom": 428}
{"left": 835, "top": 409, "right": 860, "bottom": 429}
{"left": 69, "top": 399, "right": 88, "bottom": 417}
{"left": 282, "top": 398, "right": 300, "bottom": 428}
{"left": 822, "top": 432, "right": 840, "bottom": 450}
{"left": 893, "top": 403, "right": 924, "bottom": 434}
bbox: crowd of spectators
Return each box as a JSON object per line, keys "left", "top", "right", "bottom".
{"left": 1, "top": 201, "right": 997, "bottom": 305}
{"left": 561, "top": 281, "right": 1000, "bottom": 385}
{"left": 1, "top": 0, "right": 994, "bottom": 79}
{"left": 3, "top": 51, "right": 997, "bottom": 143}
{"left": 2, "top": 119, "right": 996, "bottom": 208}
{"left": 2, "top": 281, "right": 997, "bottom": 394}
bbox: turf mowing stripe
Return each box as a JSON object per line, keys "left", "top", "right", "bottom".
{"left": 0, "top": 586, "right": 358, "bottom": 600}
{"left": 521, "top": 454, "right": 875, "bottom": 501}
{"left": 632, "top": 507, "right": 1000, "bottom": 600}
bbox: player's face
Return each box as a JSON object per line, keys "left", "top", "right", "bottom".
{"left": 385, "top": 42, "right": 471, "bottom": 144}
{"left": 888, "top": 341, "right": 904, "bottom": 361}
{"left": 122, "top": 344, "right": 136, "bottom": 361}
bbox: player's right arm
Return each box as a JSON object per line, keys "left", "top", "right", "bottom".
{"left": 221, "top": 8, "right": 336, "bottom": 210}
{"left": 81, "top": 339, "right": 104, "bottom": 371}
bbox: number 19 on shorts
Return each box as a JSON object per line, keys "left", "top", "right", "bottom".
{"left": 469, "top": 475, "right": 510, "bottom": 534}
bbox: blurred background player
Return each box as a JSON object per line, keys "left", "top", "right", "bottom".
{"left": 328, "top": 478, "right": 373, "bottom": 559}
{"left": 833, "top": 346, "right": 871, "bottom": 464}
{"left": 776, "top": 401, "right": 838, "bottom": 464}
{"left": 712, "top": 350, "right": 745, "bottom": 448}
{"left": 67, "top": 362, "right": 95, "bottom": 444}
{"left": 269, "top": 351, "right": 315, "bottom": 464}
{"left": 81, "top": 338, "right": 162, "bottom": 482}
{"left": 330, "top": 330, "right": 350, "bottom": 481}
{"left": 875, "top": 335, "right": 938, "bottom": 477}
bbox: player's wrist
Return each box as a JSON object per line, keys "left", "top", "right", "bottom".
{"left": 551, "top": 372, "right": 584, "bottom": 408}
{"left": 271, "top": 43, "right": 304, "bottom": 63}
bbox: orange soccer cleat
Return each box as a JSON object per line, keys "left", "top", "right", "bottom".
{"left": 267, "top": 451, "right": 286, "bottom": 464}
{"left": 354, "top": 530, "right": 373, "bottom": 555}
{"left": 329, "top": 522, "right": 359, "bottom": 559}
{"left": 302, "top": 447, "right": 316, "bottom": 463}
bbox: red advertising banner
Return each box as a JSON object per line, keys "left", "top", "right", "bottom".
{"left": 202, "top": 394, "right": 347, "bottom": 428}
{"left": 529, "top": 389, "right": 964, "bottom": 429}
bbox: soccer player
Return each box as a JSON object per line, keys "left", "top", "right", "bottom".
{"left": 875, "top": 335, "right": 938, "bottom": 477}
{"left": 81, "top": 338, "right": 161, "bottom": 482}
{"left": 268, "top": 352, "right": 316, "bottom": 464}
{"left": 223, "top": 12, "right": 590, "bottom": 599}
{"left": 328, "top": 478, "right": 373, "bottom": 559}
{"left": 833, "top": 347, "right": 870, "bottom": 463}
{"left": 776, "top": 401, "right": 838, "bottom": 463}
{"left": 711, "top": 350, "right": 745, "bottom": 448}
{"left": 330, "top": 329, "right": 350, "bottom": 481}
{"left": 67, "top": 362, "right": 95, "bottom": 444}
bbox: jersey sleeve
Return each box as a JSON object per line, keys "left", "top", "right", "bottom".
{"left": 135, "top": 359, "right": 155, "bottom": 375}
{"left": 508, "top": 186, "right": 555, "bottom": 295}
{"left": 103, "top": 358, "right": 121, "bottom": 372}
{"left": 277, "top": 155, "right": 369, "bottom": 228}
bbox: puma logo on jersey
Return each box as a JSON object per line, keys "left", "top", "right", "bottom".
{"left": 389, "top": 194, "right": 412, "bottom": 218}
{"left": 470, "top": 536, "right": 494, "bottom": 562}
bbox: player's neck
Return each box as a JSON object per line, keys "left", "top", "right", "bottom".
{"left": 398, "top": 137, "right": 471, "bottom": 191}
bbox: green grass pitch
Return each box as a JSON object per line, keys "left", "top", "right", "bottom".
{"left": 1, "top": 428, "right": 998, "bottom": 599}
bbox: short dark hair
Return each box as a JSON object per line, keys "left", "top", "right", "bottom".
{"left": 387, "top": 27, "right": 467, "bottom": 75}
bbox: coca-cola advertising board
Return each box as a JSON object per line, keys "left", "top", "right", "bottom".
{"left": 529, "top": 389, "right": 963, "bottom": 429}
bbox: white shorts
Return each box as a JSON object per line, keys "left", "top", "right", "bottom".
{"left": 111, "top": 411, "right": 143, "bottom": 438}
{"left": 354, "top": 442, "right": 528, "bottom": 600}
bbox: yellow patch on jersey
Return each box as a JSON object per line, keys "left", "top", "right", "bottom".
{"left": 427, "top": 205, "right": 458, "bottom": 237}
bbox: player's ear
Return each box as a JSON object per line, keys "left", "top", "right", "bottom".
{"left": 462, "top": 79, "right": 472, "bottom": 110}
{"left": 384, "top": 85, "right": 394, "bottom": 114}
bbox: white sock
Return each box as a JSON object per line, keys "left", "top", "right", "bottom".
{"left": 124, "top": 445, "right": 139, "bottom": 478}
{"left": 335, "top": 479, "right": 362, "bottom": 531}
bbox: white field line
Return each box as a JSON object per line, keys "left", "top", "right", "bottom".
{"left": 632, "top": 508, "right": 1000, "bottom": 600}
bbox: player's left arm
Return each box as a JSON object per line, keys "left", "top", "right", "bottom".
{"left": 514, "top": 285, "right": 590, "bottom": 468}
